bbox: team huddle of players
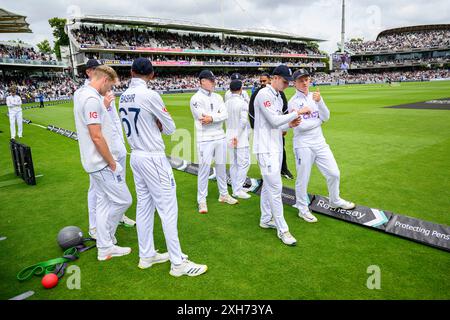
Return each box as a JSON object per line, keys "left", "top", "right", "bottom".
{"left": 73, "top": 58, "right": 355, "bottom": 278}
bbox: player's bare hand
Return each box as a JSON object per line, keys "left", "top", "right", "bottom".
{"left": 104, "top": 92, "right": 115, "bottom": 108}
{"left": 109, "top": 161, "right": 116, "bottom": 172}
{"left": 297, "top": 106, "right": 312, "bottom": 115}
{"left": 231, "top": 137, "right": 238, "bottom": 148}
{"left": 289, "top": 117, "right": 301, "bottom": 128}
{"left": 156, "top": 119, "right": 163, "bottom": 132}
{"left": 313, "top": 87, "right": 321, "bottom": 102}
{"left": 200, "top": 114, "right": 213, "bottom": 125}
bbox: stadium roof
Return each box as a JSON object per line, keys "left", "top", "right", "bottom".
{"left": 377, "top": 24, "right": 450, "bottom": 40}
{"left": 69, "top": 14, "right": 325, "bottom": 42}
{"left": 0, "top": 8, "right": 32, "bottom": 33}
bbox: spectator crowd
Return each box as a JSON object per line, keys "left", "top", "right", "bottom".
{"left": 345, "top": 28, "right": 450, "bottom": 53}
{"left": 0, "top": 73, "right": 78, "bottom": 103}
{"left": 72, "top": 25, "right": 323, "bottom": 56}
{"left": 0, "top": 43, "right": 55, "bottom": 62}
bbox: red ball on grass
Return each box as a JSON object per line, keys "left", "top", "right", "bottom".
{"left": 41, "top": 273, "right": 59, "bottom": 289}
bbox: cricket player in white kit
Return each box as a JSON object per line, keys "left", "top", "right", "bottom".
{"left": 83, "top": 59, "right": 135, "bottom": 240}
{"left": 224, "top": 73, "right": 250, "bottom": 104}
{"left": 190, "top": 70, "right": 238, "bottom": 214}
{"left": 288, "top": 69, "right": 355, "bottom": 223}
{"left": 6, "top": 86, "right": 23, "bottom": 139}
{"left": 119, "top": 58, "right": 207, "bottom": 277}
{"left": 225, "top": 79, "right": 251, "bottom": 199}
{"left": 73, "top": 65, "right": 132, "bottom": 261}
{"left": 253, "top": 65, "right": 310, "bottom": 246}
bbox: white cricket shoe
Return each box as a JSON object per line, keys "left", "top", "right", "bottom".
{"left": 330, "top": 199, "right": 356, "bottom": 210}
{"left": 259, "top": 219, "right": 277, "bottom": 229}
{"left": 111, "top": 235, "right": 118, "bottom": 245}
{"left": 169, "top": 259, "right": 208, "bottom": 277}
{"left": 88, "top": 228, "right": 97, "bottom": 239}
{"left": 198, "top": 202, "right": 208, "bottom": 214}
{"left": 98, "top": 245, "right": 131, "bottom": 261}
{"left": 278, "top": 231, "right": 297, "bottom": 246}
{"left": 120, "top": 215, "right": 136, "bottom": 227}
{"left": 218, "top": 194, "right": 238, "bottom": 205}
{"left": 138, "top": 252, "right": 170, "bottom": 269}
{"left": 298, "top": 208, "right": 318, "bottom": 223}
{"left": 232, "top": 190, "right": 251, "bottom": 199}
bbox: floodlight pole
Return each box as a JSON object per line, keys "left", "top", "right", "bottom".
{"left": 340, "top": 0, "right": 346, "bottom": 53}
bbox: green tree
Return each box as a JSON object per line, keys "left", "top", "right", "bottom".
{"left": 48, "top": 17, "right": 69, "bottom": 59}
{"left": 37, "top": 39, "right": 53, "bottom": 54}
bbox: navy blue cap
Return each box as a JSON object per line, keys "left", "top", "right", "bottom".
{"left": 272, "top": 65, "right": 293, "bottom": 81}
{"left": 230, "top": 73, "right": 244, "bottom": 81}
{"left": 199, "top": 69, "right": 216, "bottom": 80}
{"left": 132, "top": 58, "right": 154, "bottom": 75}
{"left": 293, "top": 69, "right": 310, "bottom": 80}
{"left": 86, "top": 59, "right": 102, "bottom": 69}
{"left": 229, "top": 80, "right": 242, "bottom": 91}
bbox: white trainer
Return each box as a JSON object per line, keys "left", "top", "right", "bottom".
{"left": 330, "top": 199, "right": 356, "bottom": 210}
{"left": 218, "top": 194, "right": 238, "bottom": 205}
{"left": 98, "top": 245, "right": 132, "bottom": 261}
{"left": 88, "top": 228, "right": 97, "bottom": 239}
{"left": 169, "top": 259, "right": 208, "bottom": 277}
{"left": 259, "top": 219, "right": 277, "bottom": 229}
{"left": 138, "top": 252, "right": 170, "bottom": 269}
{"left": 298, "top": 208, "right": 318, "bottom": 223}
{"left": 198, "top": 202, "right": 208, "bottom": 214}
{"left": 232, "top": 191, "right": 251, "bottom": 199}
{"left": 120, "top": 215, "right": 136, "bottom": 227}
{"left": 278, "top": 231, "right": 297, "bottom": 246}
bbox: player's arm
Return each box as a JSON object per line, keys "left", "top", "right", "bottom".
{"left": 6, "top": 97, "right": 13, "bottom": 108}
{"left": 287, "top": 99, "right": 321, "bottom": 131}
{"left": 210, "top": 97, "right": 228, "bottom": 123}
{"left": 316, "top": 98, "right": 330, "bottom": 122}
{"left": 16, "top": 97, "right": 22, "bottom": 107}
{"left": 190, "top": 96, "right": 206, "bottom": 120}
{"left": 257, "top": 95, "right": 299, "bottom": 128}
{"left": 148, "top": 92, "right": 176, "bottom": 135}
{"left": 83, "top": 97, "right": 116, "bottom": 170}
{"left": 88, "top": 124, "right": 116, "bottom": 170}
{"left": 313, "top": 89, "right": 330, "bottom": 122}
{"left": 248, "top": 90, "right": 257, "bottom": 127}
{"left": 239, "top": 102, "right": 249, "bottom": 129}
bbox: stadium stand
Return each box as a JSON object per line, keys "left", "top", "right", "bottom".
{"left": 66, "top": 15, "right": 327, "bottom": 76}
{"left": 342, "top": 24, "right": 450, "bottom": 71}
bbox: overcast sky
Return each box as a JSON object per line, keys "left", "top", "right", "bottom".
{"left": 1, "top": 0, "right": 449, "bottom": 53}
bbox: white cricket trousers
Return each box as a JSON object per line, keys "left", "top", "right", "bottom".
{"left": 89, "top": 161, "right": 132, "bottom": 249}
{"left": 8, "top": 107, "right": 22, "bottom": 139}
{"left": 197, "top": 138, "right": 228, "bottom": 204}
{"left": 130, "top": 151, "right": 184, "bottom": 265}
{"left": 257, "top": 152, "right": 289, "bottom": 234}
{"left": 294, "top": 144, "right": 341, "bottom": 209}
{"left": 228, "top": 146, "right": 250, "bottom": 194}
{"left": 88, "top": 156, "right": 126, "bottom": 230}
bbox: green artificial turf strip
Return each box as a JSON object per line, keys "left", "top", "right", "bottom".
{"left": 0, "top": 81, "right": 449, "bottom": 300}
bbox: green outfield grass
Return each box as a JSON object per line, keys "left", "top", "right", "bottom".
{"left": 0, "top": 81, "right": 449, "bottom": 300}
